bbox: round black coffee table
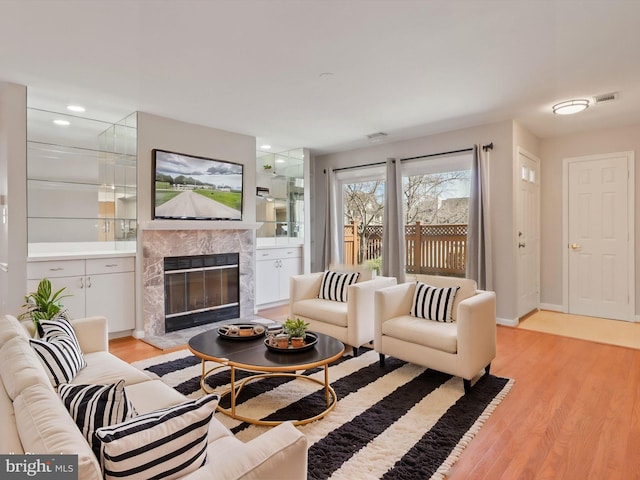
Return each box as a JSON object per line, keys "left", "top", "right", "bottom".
{"left": 188, "top": 328, "right": 345, "bottom": 426}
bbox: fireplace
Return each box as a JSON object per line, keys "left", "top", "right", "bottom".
{"left": 164, "top": 253, "right": 240, "bottom": 332}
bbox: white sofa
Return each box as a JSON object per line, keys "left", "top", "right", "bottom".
{"left": 0, "top": 314, "right": 308, "bottom": 479}
{"left": 374, "top": 275, "right": 496, "bottom": 393}
{"left": 289, "top": 265, "right": 397, "bottom": 356}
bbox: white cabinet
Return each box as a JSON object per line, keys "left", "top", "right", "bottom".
{"left": 255, "top": 247, "right": 302, "bottom": 306}
{"left": 27, "top": 257, "right": 135, "bottom": 332}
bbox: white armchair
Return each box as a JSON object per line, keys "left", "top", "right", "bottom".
{"left": 289, "top": 265, "right": 397, "bottom": 356}
{"left": 374, "top": 275, "right": 496, "bottom": 393}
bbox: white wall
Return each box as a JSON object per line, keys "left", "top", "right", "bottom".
{"left": 312, "top": 120, "right": 518, "bottom": 323}
{"left": 0, "top": 82, "right": 27, "bottom": 315}
{"left": 540, "top": 123, "right": 640, "bottom": 312}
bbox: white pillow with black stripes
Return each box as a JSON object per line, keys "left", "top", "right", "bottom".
{"left": 94, "top": 394, "right": 220, "bottom": 480}
{"left": 410, "top": 281, "right": 460, "bottom": 322}
{"left": 58, "top": 379, "right": 137, "bottom": 457}
{"left": 318, "top": 270, "right": 360, "bottom": 302}
{"left": 29, "top": 318, "right": 87, "bottom": 386}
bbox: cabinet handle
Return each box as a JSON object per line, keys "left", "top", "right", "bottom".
{"left": 79, "top": 277, "right": 84, "bottom": 289}
{"left": 49, "top": 267, "right": 64, "bottom": 272}
{"left": 86, "top": 276, "right": 92, "bottom": 288}
{"left": 105, "top": 264, "right": 118, "bottom": 267}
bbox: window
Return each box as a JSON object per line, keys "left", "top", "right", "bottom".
{"left": 402, "top": 153, "right": 472, "bottom": 277}
{"left": 337, "top": 166, "right": 385, "bottom": 268}
{"left": 336, "top": 153, "right": 472, "bottom": 278}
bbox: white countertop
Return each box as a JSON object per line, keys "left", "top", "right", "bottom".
{"left": 27, "top": 242, "right": 137, "bottom": 262}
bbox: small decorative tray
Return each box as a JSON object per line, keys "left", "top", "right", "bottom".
{"left": 217, "top": 323, "right": 266, "bottom": 341}
{"left": 264, "top": 332, "right": 318, "bottom": 353}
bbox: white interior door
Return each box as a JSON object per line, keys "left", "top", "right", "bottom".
{"left": 566, "top": 153, "right": 633, "bottom": 321}
{"left": 517, "top": 149, "right": 540, "bottom": 318}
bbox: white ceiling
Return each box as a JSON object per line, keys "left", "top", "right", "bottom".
{"left": 1, "top": 0, "right": 639, "bottom": 155}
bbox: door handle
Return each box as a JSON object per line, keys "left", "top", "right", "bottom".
{"left": 570, "top": 243, "right": 581, "bottom": 250}
{"left": 518, "top": 242, "right": 526, "bottom": 248}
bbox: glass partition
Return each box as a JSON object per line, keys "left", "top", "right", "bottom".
{"left": 256, "top": 148, "right": 304, "bottom": 245}
{"left": 26, "top": 108, "right": 137, "bottom": 254}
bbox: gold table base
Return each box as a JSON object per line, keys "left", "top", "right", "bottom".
{"left": 199, "top": 360, "right": 338, "bottom": 426}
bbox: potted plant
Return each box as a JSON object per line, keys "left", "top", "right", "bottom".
{"left": 284, "top": 318, "right": 310, "bottom": 348}
{"left": 263, "top": 164, "right": 273, "bottom": 171}
{"left": 19, "top": 278, "right": 70, "bottom": 337}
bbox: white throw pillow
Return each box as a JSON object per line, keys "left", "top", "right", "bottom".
{"left": 319, "top": 270, "right": 359, "bottom": 302}
{"left": 94, "top": 394, "right": 219, "bottom": 480}
{"left": 410, "top": 281, "right": 460, "bottom": 322}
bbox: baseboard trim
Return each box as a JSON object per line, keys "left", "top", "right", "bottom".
{"left": 497, "top": 317, "right": 519, "bottom": 327}
{"left": 132, "top": 330, "right": 145, "bottom": 339}
{"left": 539, "top": 303, "right": 564, "bottom": 312}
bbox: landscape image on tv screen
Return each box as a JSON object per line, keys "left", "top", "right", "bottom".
{"left": 153, "top": 149, "right": 243, "bottom": 220}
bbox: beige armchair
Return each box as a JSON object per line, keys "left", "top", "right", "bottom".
{"left": 374, "top": 275, "right": 496, "bottom": 393}
{"left": 289, "top": 265, "right": 397, "bottom": 356}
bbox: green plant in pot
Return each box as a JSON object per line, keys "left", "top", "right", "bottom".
{"left": 284, "top": 317, "right": 310, "bottom": 348}
{"left": 19, "top": 278, "right": 70, "bottom": 337}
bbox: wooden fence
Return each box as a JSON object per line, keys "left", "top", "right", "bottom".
{"left": 344, "top": 221, "right": 467, "bottom": 277}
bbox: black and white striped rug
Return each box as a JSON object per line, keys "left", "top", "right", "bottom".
{"left": 133, "top": 349, "right": 513, "bottom": 479}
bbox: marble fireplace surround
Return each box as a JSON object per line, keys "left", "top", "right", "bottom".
{"left": 142, "top": 227, "right": 256, "bottom": 337}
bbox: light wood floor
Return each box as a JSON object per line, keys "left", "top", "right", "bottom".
{"left": 110, "top": 308, "right": 640, "bottom": 479}
{"left": 519, "top": 309, "right": 640, "bottom": 349}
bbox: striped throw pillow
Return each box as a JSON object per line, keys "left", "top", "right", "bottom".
{"left": 39, "top": 317, "right": 82, "bottom": 352}
{"left": 30, "top": 319, "right": 87, "bottom": 386}
{"left": 94, "top": 394, "right": 220, "bottom": 480}
{"left": 410, "top": 282, "right": 460, "bottom": 322}
{"left": 58, "top": 380, "right": 137, "bottom": 457}
{"left": 319, "top": 271, "right": 360, "bottom": 302}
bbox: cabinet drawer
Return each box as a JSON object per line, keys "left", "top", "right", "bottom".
{"left": 256, "top": 247, "right": 301, "bottom": 261}
{"left": 27, "top": 259, "right": 85, "bottom": 279}
{"left": 86, "top": 257, "right": 134, "bottom": 275}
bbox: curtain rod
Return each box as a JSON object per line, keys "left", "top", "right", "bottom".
{"left": 326, "top": 142, "right": 493, "bottom": 174}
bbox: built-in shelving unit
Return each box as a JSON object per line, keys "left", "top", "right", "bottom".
{"left": 25, "top": 108, "right": 138, "bottom": 333}
{"left": 255, "top": 148, "right": 304, "bottom": 246}
{"left": 26, "top": 108, "right": 137, "bottom": 253}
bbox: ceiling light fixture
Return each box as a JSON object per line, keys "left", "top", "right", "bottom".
{"left": 66, "top": 105, "right": 85, "bottom": 112}
{"left": 53, "top": 119, "right": 70, "bottom": 126}
{"left": 260, "top": 144, "right": 272, "bottom": 150}
{"left": 552, "top": 99, "right": 589, "bottom": 115}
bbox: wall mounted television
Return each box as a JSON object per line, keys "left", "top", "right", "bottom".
{"left": 153, "top": 149, "right": 243, "bottom": 221}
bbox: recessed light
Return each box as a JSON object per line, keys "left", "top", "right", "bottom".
{"left": 276, "top": 159, "right": 285, "bottom": 164}
{"left": 66, "top": 105, "right": 85, "bottom": 113}
{"left": 552, "top": 99, "right": 589, "bottom": 115}
{"left": 53, "top": 119, "right": 70, "bottom": 126}
{"left": 260, "top": 144, "right": 272, "bottom": 150}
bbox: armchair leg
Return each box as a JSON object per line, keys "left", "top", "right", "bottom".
{"left": 379, "top": 353, "right": 385, "bottom": 367}
{"left": 463, "top": 378, "right": 471, "bottom": 394}
{"left": 352, "top": 346, "right": 359, "bottom": 357}
{"left": 463, "top": 364, "right": 491, "bottom": 394}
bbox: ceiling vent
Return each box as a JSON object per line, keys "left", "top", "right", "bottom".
{"left": 593, "top": 92, "right": 619, "bottom": 104}
{"left": 366, "top": 132, "right": 388, "bottom": 142}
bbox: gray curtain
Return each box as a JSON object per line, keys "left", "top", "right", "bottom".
{"left": 382, "top": 158, "right": 406, "bottom": 283}
{"left": 466, "top": 145, "right": 493, "bottom": 290}
{"left": 322, "top": 168, "right": 340, "bottom": 269}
